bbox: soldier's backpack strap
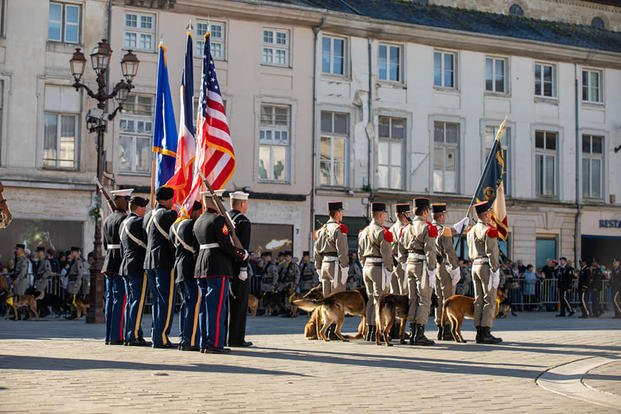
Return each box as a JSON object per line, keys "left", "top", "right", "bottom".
{"left": 171, "top": 221, "right": 195, "bottom": 253}
{"left": 121, "top": 217, "right": 147, "bottom": 249}
{"left": 146, "top": 208, "right": 169, "bottom": 239}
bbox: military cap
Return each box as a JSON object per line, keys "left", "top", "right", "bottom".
{"left": 192, "top": 200, "right": 202, "bottom": 211}
{"left": 230, "top": 191, "right": 249, "bottom": 201}
{"left": 129, "top": 196, "right": 149, "bottom": 207}
{"left": 284, "top": 250, "right": 293, "bottom": 256}
{"left": 372, "top": 202, "right": 386, "bottom": 212}
{"left": 110, "top": 188, "right": 133, "bottom": 198}
{"left": 70, "top": 246, "right": 81, "bottom": 252}
{"left": 155, "top": 186, "right": 174, "bottom": 201}
{"left": 302, "top": 251, "right": 310, "bottom": 256}
{"left": 414, "top": 198, "right": 430, "bottom": 210}
{"left": 15, "top": 243, "right": 25, "bottom": 249}
{"left": 432, "top": 203, "right": 447, "bottom": 214}
{"left": 261, "top": 251, "right": 272, "bottom": 257}
{"left": 328, "top": 201, "right": 344, "bottom": 211}
{"left": 36, "top": 246, "right": 46, "bottom": 252}
{"left": 474, "top": 201, "right": 491, "bottom": 215}
{"left": 395, "top": 203, "right": 410, "bottom": 214}
{"left": 559, "top": 256, "right": 567, "bottom": 261}
{"left": 278, "top": 251, "right": 285, "bottom": 257}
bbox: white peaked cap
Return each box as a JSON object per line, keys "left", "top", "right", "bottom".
{"left": 200, "top": 189, "right": 226, "bottom": 198}
{"left": 230, "top": 191, "right": 249, "bottom": 201}
{"left": 110, "top": 188, "right": 134, "bottom": 197}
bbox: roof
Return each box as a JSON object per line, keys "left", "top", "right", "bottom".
{"left": 266, "top": 0, "right": 621, "bottom": 53}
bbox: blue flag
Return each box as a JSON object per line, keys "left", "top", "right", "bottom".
{"left": 152, "top": 42, "right": 177, "bottom": 189}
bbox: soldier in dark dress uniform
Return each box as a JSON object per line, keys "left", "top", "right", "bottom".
{"left": 227, "top": 191, "right": 253, "bottom": 348}
{"left": 610, "top": 259, "right": 621, "bottom": 318}
{"left": 170, "top": 200, "right": 202, "bottom": 351}
{"left": 578, "top": 260, "right": 591, "bottom": 318}
{"left": 120, "top": 195, "right": 150, "bottom": 346}
{"left": 143, "top": 186, "right": 178, "bottom": 348}
{"left": 193, "top": 191, "right": 248, "bottom": 354}
{"left": 555, "top": 257, "right": 575, "bottom": 317}
{"left": 102, "top": 189, "right": 131, "bottom": 345}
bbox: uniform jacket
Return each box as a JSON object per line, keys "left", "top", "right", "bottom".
{"left": 578, "top": 266, "right": 591, "bottom": 289}
{"left": 398, "top": 216, "right": 438, "bottom": 269}
{"left": 120, "top": 213, "right": 147, "bottom": 276}
{"left": 13, "top": 255, "right": 28, "bottom": 281}
{"left": 314, "top": 218, "right": 349, "bottom": 268}
{"left": 467, "top": 221, "right": 499, "bottom": 272}
{"left": 170, "top": 218, "right": 198, "bottom": 284}
{"left": 193, "top": 209, "right": 246, "bottom": 278}
{"left": 611, "top": 266, "right": 621, "bottom": 289}
{"left": 261, "top": 262, "right": 279, "bottom": 287}
{"left": 300, "top": 261, "right": 319, "bottom": 283}
{"left": 389, "top": 220, "right": 408, "bottom": 265}
{"left": 35, "top": 258, "right": 52, "bottom": 281}
{"left": 68, "top": 257, "right": 86, "bottom": 281}
{"left": 227, "top": 209, "right": 251, "bottom": 274}
{"left": 278, "top": 260, "right": 300, "bottom": 286}
{"left": 102, "top": 210, "right": 128, "bottom": 274}
{"left": 358, "top": 221, "right": 394, "bottom": 270}
{"left": 433, "top": 220, "right": 459, "bottom": 270}
{"left": 555, "top": 265, "right": 575, "bottom": 289}
{"left": 591, "top": 267, "right": 603, "bottom": 291}
{"left": 143, "top": 205, "right": 177, "bottom": 270}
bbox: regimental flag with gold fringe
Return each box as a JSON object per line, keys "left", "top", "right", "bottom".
{"left": 472, "top": 117, "right": 508, "bottom": 239}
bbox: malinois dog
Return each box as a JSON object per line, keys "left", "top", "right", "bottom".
{"left": 247, "top": 294, "right": 259, "bottom": 317}
{"left": 375, "top": 294, "right": 409, "bottom": 346}
{"left": 74, "top": 296, "right": 90, "bottom": 319}
{"left": 441, "top": 288, "right": 505, "bottom": 343}
{"left": 5, "top": 293, "right": 40, "bottom": 320}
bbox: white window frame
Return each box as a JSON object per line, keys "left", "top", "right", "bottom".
{"left": 484, "top": 124, "right": 511, "bottom": 196}
{"left": 118, "top": 94, "right": 154, "bottom": 175}
{"left": 321, "top": 35, "right": 347, "bottom": 77}
{"left": 378, "top": 43, "right": 403, "bottom": 83}
{"left": 258, "top": 104, "right": 291, "bottom": 183}
{"left": 534, "top": 130, "right": 558, "bottom": 198}
{"left": 319, "top": 111, "right": 349, "bottom": 187}
{"left": 581, "top": 134, "right": 604, "bottom": 200}
{"left": 433, "top": 121, "right": 460, "bottom": 194}
{"left": 434, "top": 50, "right": 457, "bottom": 89}
{"left": 195, "top": 21, "right": 226, "bottom": 60}
{"left": 261, "top": 28, "right": 290, "bottom": 67}
{"left": 582, "top": 68, "right": 603, "bottom": 104}
{"left": 534, "top": 62, "right": 557, "bottom": 98}
{"left": 377, "top": 116, "right": 406, "bottom": 190}
{"left": 124, "top": 11, "right": 155, "bottom": 52}
{"left": 0, "top": 0, "right": 5, "bottom": 37}
{"left": 48, "top": 2, "right": 81, "bottom": 44}
{"left": 43, "top": 112, "right": 79, "bottom": 170}
{"left": 485, "top": 56, "right": 508, "bottom": 94}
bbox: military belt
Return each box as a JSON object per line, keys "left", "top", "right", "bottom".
{"left": 365, "top": 257, "right": 383, "bottom": 264}
{"left": 107, "top": 244, "right": 121, "bottom": 249}
{"left": 323, "top": 256, "right": 339, "bottom": 262}
{"left": 199, "top": 243, "right": 220, "bottom": 250}
{"left": 473, "top": 258, "right": 489, "bottom": 265}
{"left": 408, "top": 252, "right": 426, "bottom": 261}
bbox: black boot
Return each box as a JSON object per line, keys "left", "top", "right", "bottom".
{"left": 443, "top": 325, "right": 454, "bottom": 341}
{"left": 413, "top": 324, "right": 435, "bottom": 346}
{"left": 328, "top": 324, "right": 339, "bottom": 340}
{"left": 408, "top": 323, "right": 416, "bottom": 345}
{"left": 475, "top": 326, "right": 482, "bottom": 344}
{"left": 480, "top": 327, "right": 502, "bottom": 344}
{"left": 370, "top": 325, "right": 377, "bottom": 342}
{"left": 436, "top": 324, "right": 443, "bottom": 341}
{"left": 366, "top": 325, "right": 375, "bottom": 342}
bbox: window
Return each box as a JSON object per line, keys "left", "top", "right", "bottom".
{"left": 0, "top": 0, "right": 5, "bottom": 36}
{"left": 582, "top": 69, "right": 602, "bottom": 103}
{"left": 378, "top": 116, "right": 406, "bottom": 190}
{"left": 259, "top": 104, "right": 290, "bottom": 182}
{"left": 485, "top": 57, "right": 507, "bottom": 93}
{"left": 535, "top": 131, "right": 557, "bottom": 197}
{"left": 582, "top": 135, "right": 603, "bottom": 200}
{"left": 433, "top": 121, "right": 459, "bottom": 193}
{"left": 262, "top": 29, "right": 289, "bottom": 67}
{"left": 378, "top": 44, "right": 402, "bottom": 82}
{"left": 43, "top": 86, "right": 80, "bottom": 170}
{"left": 591, "top": 17, "right": 605, "bottom": 29}
{"left": 320, "top": 111, "right": 349, "bottom": 187}
{"left": 196, "top": 21, "right": 225, "bottom": 60}
{"left": 124, "top": 12, "right": 155, "bottom": 52}
{"left": 509, "top": 4, "right": 524, "bottom": 17}
{"left": 119, "top": 95, "right": 153, "bottom": 174}
{"left": 484, "top": 125, "right": 511, "bottom": 195}
{"left": 434, "top": 51, "right": 456, "bottom": 88}
{"left": 322, "top": 36, "right": 346, "bottom": 76}
{"left": 535, "top": 237, "right": 556, "bottom": 271}
{"left": 48, "top": 2, "right": 80, "bottom": 44}
{"left": 534, "top": 63, "right": 556, "bottom": 98}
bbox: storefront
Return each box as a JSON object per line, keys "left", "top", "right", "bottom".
{"left": 580, "top": 208, "right": 621, "bottom": 266}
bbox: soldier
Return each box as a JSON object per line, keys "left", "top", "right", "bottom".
{"left": 260, "top": 252, "right": 278, "bottom": 294}
{"left": 227, "top": 191, "right": 253, "bottom": 348}
{"left": 277, "top": 251, "right": 300, "bottom": 314}
{"left": 610, "top": 259, "right": 621, "bottom": 319}
{"left": 193, "top": 191, "right": 248, "bottom": 354}
{"left": 12, "top": 243, "right": 29, "bottom": 297}
{"left": 299, "top": 251, "right": 319, "bottom": 293}
{"left": 555, "top": 257, "right": 575, "bottom": 317}
{"left": 65, "top": 247, "right": 86, "bottom": 313}
{"left": 431, "top": 203, "right": 463, "bottom": 341}
{"left": 358, "top": 202, "right": 393, "bottom": 342}
{"left": 34, "top": 246, "right": 52, "bottom": 297}
{"left": 389, "top": 204, "right": 411, "bottom": 295}
{"left": 577, "top": 260, "right": 591, "bottom": 318}
{"left": 102, "top": 189, "right": 131, "bottom": 345}
{"left": 144, "top": 186, "right": 178, "bottom": 348}
{"left": 314, "top": 201, "right": 349, "bottom": 297}
{"left": 120, "top": 195, "right": 150, "bottom": 347}
{"left": 170, "top": 200, "right": 202, "bottom": 351}
{"left": 399, "top": 198, "right": 437, "bottom": 346}
{"left": 467, "top": 201, "right": 502, "bottom": 344}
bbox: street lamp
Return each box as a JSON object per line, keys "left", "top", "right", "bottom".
{"left": 70, "top": 39, "right": 140, "bottom": 323}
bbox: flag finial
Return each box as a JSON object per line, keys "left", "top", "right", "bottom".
{"left": 186, "top": 19, "right": 193, "bottom": 32}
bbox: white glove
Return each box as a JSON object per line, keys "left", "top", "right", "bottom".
{"left": 491, "top": 269, "right": 500, "bottom": 289}
{"left": 383, "top": 268, "right": 392, "bottom": 290}
{"left": 340, "top": 266, "right": 349, "bottom": 285}
{"left": 427, "top": 268, "right": 436, "bottom": 288}
{"left": 453, "top": 217, "right": 470, "bottom": 234}
{"left": 238, "top": 269, "right": 248, "bottom": 281}
{"left": 241, "top": 250, "right": 249, "bottom": 261}
{"left": 400, "top": 262, "right": 408, "bottom": 273}
{"left": 449, "top": 267, "right": 461, "bottom": 286}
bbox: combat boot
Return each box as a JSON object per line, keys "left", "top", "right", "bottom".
{"left": 365, "top": 325, "right": 375, "bottom": 342}
{"left": 370, "top": 325, "right": 377, "bottom": 342}
{"left": 480, "top": 327, "right": 502, "bottom": 344}
{"left": 475, "top": 326, "right": 482, "bottom": 343}
{"left": 408, "top": 323, "right": 416, "bottom": 345}
{"left": 413, "top": 324, "right": 434, "bottom": 346}
{"left": 328, "top": 324, "right": 339, "bottom": 340}
{"left": 443, "top": 324, "right": 454, "bottom": 341}
{"left": 436, "top": 324, "right": 443, "bottom": 340}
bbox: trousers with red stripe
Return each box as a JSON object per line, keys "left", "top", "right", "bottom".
{"left": 146, "top": 268, "right": 177, "bottom": 347}
{"left": 104, "top": 274, "right": 126, "bottom": 343}
{"left": 197, "top": 277, "right": 229, "bottom": 350}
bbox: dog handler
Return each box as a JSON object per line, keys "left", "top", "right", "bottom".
{"left": 467, "top": 201, "right": 502, "bottom": 344}
{"left": 389, "top": 204, "right": 411, "bottom": 295}
{"left": 314, "top": 201, "right": 350, "bottom": 297}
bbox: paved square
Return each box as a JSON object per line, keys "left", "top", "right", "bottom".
{"left": 1, "top": 312, "right": 620, "bottom": 413}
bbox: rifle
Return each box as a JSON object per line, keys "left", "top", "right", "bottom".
{"left": 94, "top": 176, "right": 116, "bottom": 212}
{"left": 197, "top": 170, "right": 243, "bottom": 249}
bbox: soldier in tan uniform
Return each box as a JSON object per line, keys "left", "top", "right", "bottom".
{"left": 389, "top": 204, "right": 411, "bottom": 295}
{"left": 358, "top": 202, "right": 393, "bottom": 342}
{"left": 467, "top": 201, "right": 502, "bottom": 344}
{"left": 314, "top": 202, "right": 350, "bottom": 296}
{"left": 398, "top": 198, "right": 437, "bottom": 346}
{"left": 431, "top": 203, "right": 465, "bottom": 341}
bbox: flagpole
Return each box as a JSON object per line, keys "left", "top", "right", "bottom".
{"left": 150, "top": 155, "right": 156, "bottom": 208}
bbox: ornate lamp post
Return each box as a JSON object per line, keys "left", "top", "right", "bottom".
{"left": 69, "top": 39, "right": 140, "bottom": 323}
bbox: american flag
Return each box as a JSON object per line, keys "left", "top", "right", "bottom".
{"left": 180, "top": 32, "right": 235, "bottom": 215}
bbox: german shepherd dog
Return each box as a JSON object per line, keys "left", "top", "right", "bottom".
{"left": 441, "top": 288, "right": 505, "bottom": 343}
{"left": 5, "top": 293, "right": 41, "bottom": 320}
{"left": 262, "top": 291, "right": 285, "bottom": 316}
{"left": 375, "top": 294, "right": 409, "bottom": 346}
{"left": 37, "top": 292, "right": 71, "bottom": 317}
{"left": 73, "top": 296, "right": 90, "bottom": 319}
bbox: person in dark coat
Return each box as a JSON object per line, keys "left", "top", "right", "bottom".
{"left": 611, "top": 259, "right": 621, "bottom": 319}
{"left": 555, "top": 257, "right": 575, "bottom": 317}
{"left": 101, "top": 189, "right": 131, "bottom": 345}
{"left": 143, "top": 186, "right": 178, "bottom": 348}
{"left": 578, "top": 260, "right": 592, "bottom": 318}
{"left": 193, "top": 191, "right": 248, "bottom": 354}
{"left": 590, "top": 260, "right": 604, "bottom": 318}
